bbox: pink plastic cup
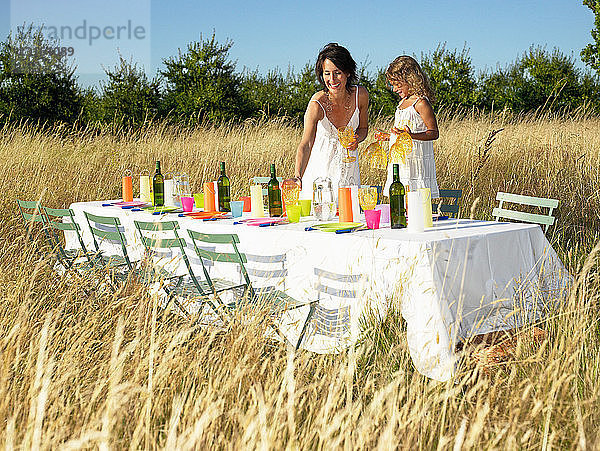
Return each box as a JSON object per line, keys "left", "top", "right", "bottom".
{"left": 375, "top": 204, "right": 390, "bottom": 224}
{"left": 181, "top": 196, "right": 195, "bottom": 212}
{"left": 364, "top": 209, "right": 381, "bottom": 229}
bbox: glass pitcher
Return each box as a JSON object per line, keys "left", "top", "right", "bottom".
{"left": 313, "top": 176, "right": 336, "bottom": 221}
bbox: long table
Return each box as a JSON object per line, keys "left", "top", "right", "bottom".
{"left": 67, "top": 201, "right": 571, "bottom": 381}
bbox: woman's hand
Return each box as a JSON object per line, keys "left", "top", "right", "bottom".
{"left": 344, "top": 134, "right": 359, "bottom": 151}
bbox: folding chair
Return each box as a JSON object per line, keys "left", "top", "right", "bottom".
{"left": 16, "top": 199, "right": 51, "bottom": 245}
{"left": 432, "top": 189, "right": 462, "bottom": 218}
{"left": 244, "top": 252, "right": 288, "bottom": 292}
{"left": 252, "top": 176, "right": 283, "bottom": 196}
{"left": 134, "top": 220, "right": 215, "bottom": 319}
{"left": 296, "top": 268, "right": 366, "bottom": 351}
{"left": 360, "top": 184, "right": 383, "bottom": 206}
{"left": 187, "top": 231, "right": 312, "bottom": 335}
{"left": 83, "top": 211, "right": 137, "bottom": 286}
{"left": 492, "top": 192, "right": 559, "bottom": 232}
{"left": 42, "top": 206, "right": 96, "bottom": 272}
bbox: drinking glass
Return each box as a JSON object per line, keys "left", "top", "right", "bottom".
{"left": 390, "top": 131, "right": 413, "bottom": 164}
{"left": 358, "top": 186, "right": 378, "bottom": 212}
{"left": 337, "top": 126, "right": 356, "bottom": 164}
{"left": 281, "top": 178, "right": 300, "bottom": 206}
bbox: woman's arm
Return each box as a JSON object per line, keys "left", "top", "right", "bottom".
{"left": 352, "top": 86, "right": 370, "bottom": 148}
{"left": 294, "top": 99, "right": 322, "bottom": 183}
{"left": 397, "top": 97, "right": 439, "bottom": 141}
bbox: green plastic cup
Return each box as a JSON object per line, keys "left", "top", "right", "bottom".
{"left": 299, "top": 199, "right": 312, "bottom": 216}
{"left": 287, "top": 204, "right": 301, "bottom": 223}
{"left": 193, "top": 193, "right": 204, "bottom": 209}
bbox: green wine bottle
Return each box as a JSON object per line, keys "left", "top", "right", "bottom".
{"left": 152, "top": 160, "right": 164, "bottom": 207}
{"left": 217, "top": 161, "right": 231, "bottom": 212}
{"left": 267, "top": 163, "right": 282, "bottom": 217}
{"left": 390, "top": 163, "right": 407, "bottom": 229}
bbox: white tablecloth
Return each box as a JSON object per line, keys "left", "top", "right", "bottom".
{"left": 68, "top": 201, "right": 571, "bottom": 381}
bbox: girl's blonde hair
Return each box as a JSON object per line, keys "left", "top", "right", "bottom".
{"left": 385, "top": 56, "right": 436, "bottom": 103}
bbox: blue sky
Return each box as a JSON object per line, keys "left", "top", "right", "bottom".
{"left": 1, "top": 0, "right": 596, "bottom": 86}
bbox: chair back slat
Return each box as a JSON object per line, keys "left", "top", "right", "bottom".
{"left": 17, "top": 199, "right": 45, "bottom": 223}
{"left": 496, "top": 192, "right": 559, "bottom": 209}
{"left": 84, "top": 211, "right": 123, "bottom": 226}
{"left": 493, "top": 191, "right": 559, "bottom": 232}
{"left": 135, "top": 220, "right": 179, "bottom": 231}
{"left": 188, "top": 230, "right": 240, "bottom": 245}
{"left": 246, "top": 267, "right": 287, "bottom": 278}
{"left": 140, "top": 235, "right": 186, "bottom": 250}
{"left": 88, "top": 225, "right": 127, "bottom": 242}
{"left": 43, "top": 207, "right": 81, "bottom": 232}
{"left": 432, "top": 189, "right": 462, "bottom": 218}
{"left": 314, "top": 267, "right": 362, "bottom": 283}
{"left": 193, "top": 247, "right": 246, "bottom": 264}
{"left": 245, "top": 253, "right": 286, "bottom": 263}
{"left": 492, "top": 208, "right": 555, "bottom": 226}
{"left": 314, "top": 282, "right": 356, "bottom": 299}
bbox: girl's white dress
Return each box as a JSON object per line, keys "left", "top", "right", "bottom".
{"left": 383, "top": 98, "right": 439, "bottom": 198}
{"left": 300, "top": 87, "right": 361, "bottom": 201}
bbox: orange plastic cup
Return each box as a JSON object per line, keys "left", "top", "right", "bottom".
{"left": 338, "top": 187, "right": 353, "bottom": 223}
{"left": 122, "top": 175, "right": 133, "bottom": 202}
{"left": 203, "top": 182, "right": 216, "bottom": 212}
{"left": 240, "top": 196, "right": 251, "bottom": 212}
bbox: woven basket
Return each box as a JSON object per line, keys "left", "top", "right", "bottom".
{"left": 469, "top": 327, "right": 548, "bottom": 371}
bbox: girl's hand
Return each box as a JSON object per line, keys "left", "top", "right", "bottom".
{"left": 391, "top": 125, "right": 411, "bottom": 136}
{"left": 374, "top": 129, "right": 390, "bottom": 141}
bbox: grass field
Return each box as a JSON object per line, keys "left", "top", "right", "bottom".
{"left": 1, "top": 113, "right": 599, "bottom": 449}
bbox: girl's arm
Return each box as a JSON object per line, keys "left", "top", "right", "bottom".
{"left": 393, "top": 97, "right": 439, "bottom": 141}
{"left": 294, "top": 98, "right": 322, "bottom": 185}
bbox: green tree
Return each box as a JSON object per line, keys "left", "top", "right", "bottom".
{"left": 420, "top": 44, "right": 479, "bottom": 108}
{"left": 161, "top": 33, "right": 248, "bottom": 123}
{"left": 480, "top": 46, "right": 584, "bottom": 112}
{"left": 0, "top": 24, "right": 83, "bottom": 125}
{"left": 581, "top": 0, "right": 600, "bottom": 74}
{"left": 99, "top": 56, "right": 161, "bottom": 125}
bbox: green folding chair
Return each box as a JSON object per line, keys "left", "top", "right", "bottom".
{"left": 296, "top": 268, "right": 366, "bottom": 351}
{"left": 187, "top": 231, "right": 313, "bottom": 335}
{"left": 83, "top": 211, "right": 137, "bottom": 285}
{"left": 133, "top": 220, "right": 215, "bottom": 319}
{"left": 492, "top": 192, "right": 559, "bottom": 232}
{"left": 244, "top": 252, "right": 288, "bottom": 292}
{"left": 16, "top": 199, "right": 52, "bottom": 245}
{"left": 42, "top": 206, "right": 96, "bottom": 271}
{"left": 252, "top": 176, "right": 283, "bottom": 196}
{"left": 432, "top": 189, "right": 462, "bottom": 218}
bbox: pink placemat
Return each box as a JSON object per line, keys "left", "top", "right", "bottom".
{"left": 113, "top": 200, "right": 149, "bottom": 207}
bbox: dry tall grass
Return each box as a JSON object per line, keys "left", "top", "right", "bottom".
{"left": 1, "top": 114, "right": 599, "bottom": 449}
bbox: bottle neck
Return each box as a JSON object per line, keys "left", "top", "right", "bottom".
{"left": 220, "top": 162, "right": 226, "bottom": 175}
{"left": 270, "top": 165, "right": 276, "bottom": 178}
{"left": 392, "top": 164, "right": 399, "bottom": 182}
{"left": 155, "top": 162, "right": 161, "bottom": 173}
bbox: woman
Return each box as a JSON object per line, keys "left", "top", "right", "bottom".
{"left": 294, "top": 43, "right": 369, "bottom": 200}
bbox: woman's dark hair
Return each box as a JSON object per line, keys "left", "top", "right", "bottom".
{"left": 315, "top": 43, "right": 357, "bottom": 93}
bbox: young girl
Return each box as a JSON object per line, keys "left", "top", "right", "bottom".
{"left": 382, "top": 56, "right": 439, "bottom": 199}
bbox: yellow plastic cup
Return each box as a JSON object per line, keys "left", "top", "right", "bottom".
{"left": 299, "top": 199, "right": 312, "bottom": 216}
{"left": 194, "top": 193, "right": 204, "bottom": 209}
{"left": 287, "top": 204, "right": 301, "bottom": 223}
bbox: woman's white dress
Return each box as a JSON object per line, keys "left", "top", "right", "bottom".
{"left": 300, "top": 88, "right": 361, "bottom": 201}
{"left": 383, "top": 98, "right": 439, "bottom": 198}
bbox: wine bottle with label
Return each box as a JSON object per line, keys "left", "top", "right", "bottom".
{"left": 217, "top": 161, "right": 231, "bottom": 212}
{"left": 152, "top": 160, "right": 164, "bottom": 207}
{"left": 390, "top": 163, "right": 407, "bottom": 229}
{"left": 267, "top": 163, "right": 283, "bottom": 217}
